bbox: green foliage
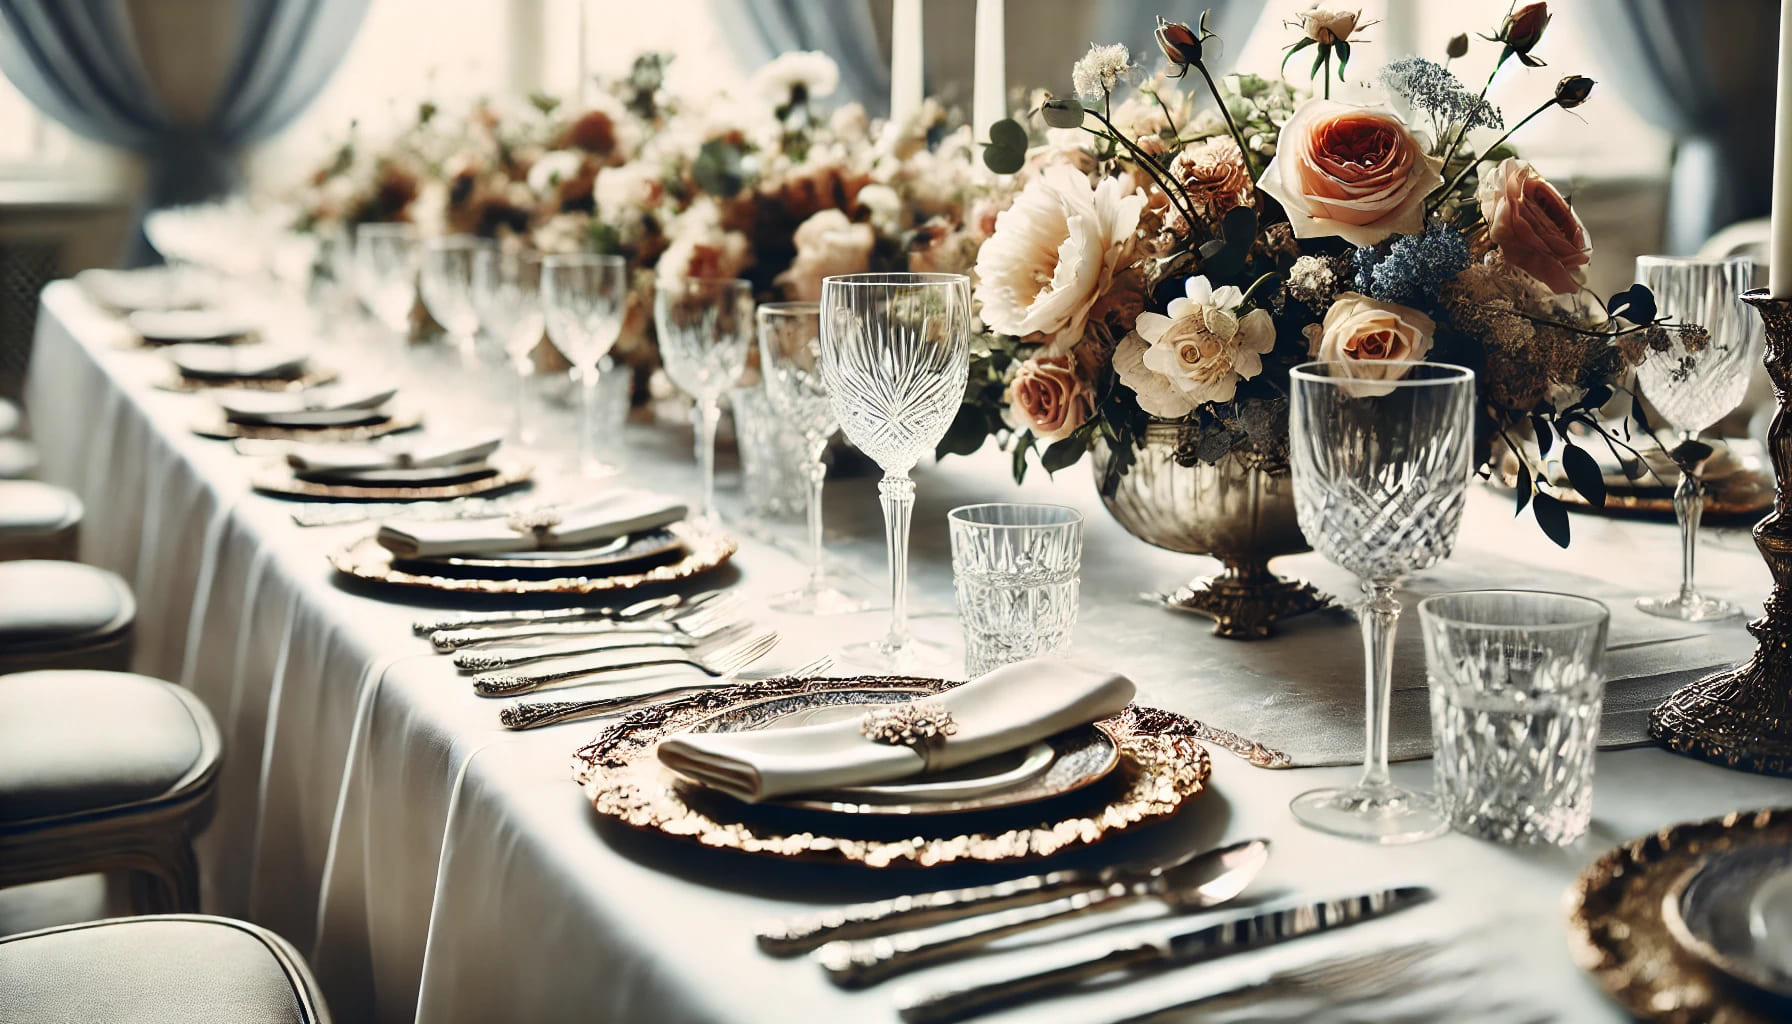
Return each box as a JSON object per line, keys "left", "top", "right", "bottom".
{"left": 692, "top": 138, "right": 747, "bottom": 197}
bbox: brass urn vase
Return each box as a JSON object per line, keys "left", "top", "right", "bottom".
{"left": 1091, "top": 422, "right": 1331, "bottom": 638}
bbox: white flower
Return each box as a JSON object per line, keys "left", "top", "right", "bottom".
{"left": 751, "top": 51, "right": 840, "bottom": 105}
{"left": 854, "top": 183, "right": 905, "bottom": 238}
{"left": 774, "top": 209, "right": 875, "bottom": 302}
{"left": 593, "top": 163, "right": 661, "bottom": 223}
{"left": 1116, "top": 276, "right": 1277, "bottom": 414}
{"left": 527, "top": 150, "right": 584, "bottom": 195}
{"left": 973, "top": 163, "right": 1144, "bottom": 350}
{"left": 1071, "top": 43, "right": 1134, "bottom": 101}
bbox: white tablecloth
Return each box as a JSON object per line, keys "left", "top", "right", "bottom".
{"left": 24, "top": 280, "right": 1792, "bottom": 1023}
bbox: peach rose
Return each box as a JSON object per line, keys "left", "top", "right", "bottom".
{"left": 775, "top": 210, "right": 875, "bottom": 302}
{"left": 1172, "top": 136, "right": 1253, "bottom": 219}
{"left": 1005, "top": 355, "right": 1094, "bottom": 441}
{"left": 1477, "top": 158, "right": 1591, "bottom": 295}
{"left": 1305, "top": 292, "right": 1435, "bottom": 396}
{"left": 1257, "top": 100, "right": 1443, "bottom": 247}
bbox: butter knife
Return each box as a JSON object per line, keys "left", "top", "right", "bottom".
{"left": 760, "top": 838, "right": 1267, "bottom": 957}
{"left": 895, "top": 885, "right": 1433, "bottom": 1024}
{"left": 817, "top": 838, "right": 1270, "bottom": 987}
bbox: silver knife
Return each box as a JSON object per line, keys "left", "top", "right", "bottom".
{"left": 430, "top": 596, "right": 741, "bottom": 653}
{"left": 763, "top": 838, "right": 1266, "bottom": 957}
{"left": 500, "top": 654, "right": 836, "bottom": 730}
{"left": 410, "top": 591, "right": 715, "bottom": 637}
{"left": 816, "top": 838, "right": 1269, "bottom": 987}
{"left": 452, "top": 631, "right": 709, "bottom": 672}
{"left": 894, "top": 885, "right": 1433, "bottom": 1024}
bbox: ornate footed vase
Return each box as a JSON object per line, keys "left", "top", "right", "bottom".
{"left": 1091, "top": 423, "right": 1331, "bottom": 639}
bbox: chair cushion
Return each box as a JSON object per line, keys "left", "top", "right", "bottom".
{"left": 0, "top": 398, "right": 18, "bottom": 437}
{"left": 0, "top": 481, "right": 82, "bottom": 537}
{"left": 0, "top": 438, "right": 35, "bottom": 479}
{"left": 0, "top": 915, "right": 329, "bottom": 1024}
{"left": 0, "top": 671, "right": 214, "bottom": 825}
{"left": 0, "top": 561, "right": 133, "bottom": 651}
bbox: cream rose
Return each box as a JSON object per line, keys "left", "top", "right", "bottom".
{"left": 1115, "top": 275, "right": 1277, "bottom": 416}
{"left": 1306, "top": 291, "right": 1435, "bottom": 396}
{"left": 1298, "top": 6, "right": 1362, "bottom": 44}
{"left": 774, "top": 209, "right": 874, "bottom": 302}
{"left": 974, "top": 163, "right": 1145, "bottom": 352}
{"left": 1005, "top": 355, "right": 1094, "bottom": 441}
{"left": 1477, "top": 157, "right": 1591, "bottom": 295}
{"left": 1256, "top": 100, "right": 1443, "bottom": 247}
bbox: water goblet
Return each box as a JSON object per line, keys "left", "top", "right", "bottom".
{"left": 419, "top": 235, "right": 491, "bottom": 366}
{"left": 541, "top": 253, "right": 629, "bottom": 478}
{"left": 353, "top": 223, "right": 421, "bottom": 370}
{"left": 819, "top": 272, "right": 972, "bottom": 672}
{"left": 1632, "top": 255, "right": 1760, "bottom": 621}
{"left": 654, "top": 277, "right": 755, "bottom": 521}
{"left": 472, "top": 248, "right": 545, "bottom": 444}
{"left": 1287, "top": 360, "right": 1477, "bottom": 844}
{"left": 757, "top": 302, "right": 866, "bottom": 614}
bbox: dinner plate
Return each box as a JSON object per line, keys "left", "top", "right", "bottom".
{"left": 295, "top": 458, "right": 496, "bottom": 487}
{"left": 575, "top": 676, "right": 1211, "bottom": 868}
{"left": 221, "top": 386, "right": 399, "bottom": 426}
{"left": 192, "top": 406, "right": 421, "bottom": 442}
{"left": 329, "top": 519, "right": 736, "bottom": 595}
{"left": 77, "top": 267, "right": 209, "bottom": 312}
{"left": 1665, "top": 844, "right": 1792, "bottom": 1000}
{"left": 167, "top": 342, "right": 308, "bottom": 380}
{"left": 128, "top": 308, "right": 257, "bottom": 344}
{"left": 671, "top": 688, "right": 1120, "bottom": 816}
{"left": 156, "top": 367, "right": 340, "bottom": 393}
{"left": 250, "top": 457, "right": 532, "bottom": 501}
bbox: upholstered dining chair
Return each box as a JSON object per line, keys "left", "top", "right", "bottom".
{"left": 0, "top": 670, "right": 220, "bottom": 914}
{"left": 0, "top": 397, "right": 18, "bottom": 437}
{"left": 0, "top": 438, "right": 35, "bottom": 480}
{"left": 0, "top": 481, "right": 82, "bottom": 561}
{"left": 0, "top": 560, "right": 134, "bottom": 673}
{"left": 0, "top": 915, "right": 333, "bottom": 1024}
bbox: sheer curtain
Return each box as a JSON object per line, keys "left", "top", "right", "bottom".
{"left": 0, "top": 0, "right": 369, "bottom": 263}
{"left": 1093, "top": 0, "right": 1265, "bottom": 75}
{"left": 709, "top": 0, "right": 890, "bottom": 113}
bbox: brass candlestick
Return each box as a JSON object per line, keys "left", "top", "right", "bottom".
{"left": 1649, "top": 288, "right": 1792, "bottom": 776}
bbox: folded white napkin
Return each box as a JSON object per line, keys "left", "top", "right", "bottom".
{"left": 376, "top": 490, "right": 687, "bottom": 559}
{"left": 656, "top": 660, "right": 1136, "bottom": 803}
{"left": 220, "top": 384, "right": 396, "bottom": 424}
{"left": 169, "top": 342, "right": 307, "bottom": 379}
{"left": 285, "top": 432, "right": 502, "bottom": 473}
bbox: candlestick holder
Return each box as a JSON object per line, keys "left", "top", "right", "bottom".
{"left": 1649, "top": 288, "right": 1792, "bottom": 776}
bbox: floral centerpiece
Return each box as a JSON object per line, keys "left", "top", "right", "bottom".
{"left": 947, "top": 2, "right": 1691, "bottom": 572}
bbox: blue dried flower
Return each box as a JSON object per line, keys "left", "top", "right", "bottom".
{"left": 1353, "top": 225, "right": 1472, "bottom": 306}
{"left": 1380, "top": 57, "right": 1503, "bottom": 135}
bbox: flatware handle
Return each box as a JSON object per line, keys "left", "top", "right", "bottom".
{"left": 452, "top": 633, "right": 689, "bottom": 671}
{"left": 413, "top": 606, "right": 609, "bottom": 636}
{"left": 819, "top": 886, "right": 1139, "bottom": 989}
{"left": 432, "top": 619, "right": 653, "bottom": 652}
{"left": 499, "top": 683, "right": 725, "bottom": 728}
{"left": 897, "top": 943, "right": 1163, "bottom": 1024}
{"left": 756, "top": 871, "right": 1098, "bottom": 955}
{"left": 473, "top": 649, "right": 695, "bottom": 696}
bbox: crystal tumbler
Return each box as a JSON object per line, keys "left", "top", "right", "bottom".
{"left": 729, "top": 385, "right": 808, "bottom": 522}
{"left": 948, "top": 503, "right": 1083, "bottom": 677}
{"left": 1418, "top": 589, "right": 1610, "bottom": 846}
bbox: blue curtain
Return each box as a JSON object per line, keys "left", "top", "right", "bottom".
{"left": 1580, "top": 0, "right": 1764, "bottom": 254}
{"left": 1093, "top": 0, "right": 1266, "bottom": 76}
{"left": 0, "top": 0, "right": 369, "bottom": 264}
{"left": 710, "top": 0, "right": 891, "bottom": 115}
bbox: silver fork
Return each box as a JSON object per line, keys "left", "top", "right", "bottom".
{"left": 411, "top": 590, "right": 721, "bottom": 636}
{"left": 452, "top": 618, "right": 748, "bottom": 672}
{"left": 498, "top": 654, "right": 836, "bottom": 729}
{"left": 1123, "top": 942, "right": 1458, "bottom": 1023}
{"left": 472, "top": 630, "right": 779, "bottom": 697}
{"left": 429, "top": 595, "right": 741, "bottom": 651}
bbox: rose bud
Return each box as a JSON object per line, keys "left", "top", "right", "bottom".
{"left": 1554, "top": 75, "right": 1594, "bottom": 109}
{"left": 1446, "top": 33, "right": 1469, "bottom": 59}
{"left": 1155, "top": 17, "right": 1202, "bottom": 69}
{"left": 1499, "top": 2, "right": 1550, "bottom": 56}
{"left": 1300, "top": 7, "right": 1361, "bottom": 45}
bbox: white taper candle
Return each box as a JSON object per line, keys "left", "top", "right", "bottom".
{"left": 972, "top": 0, "right": 1006, "bottom": 140}
{"left": 1770, "top": 0, "right": 1792, "bottom": 294}
{"left": 890, "top": 0, "right": 924, "bottom": 126}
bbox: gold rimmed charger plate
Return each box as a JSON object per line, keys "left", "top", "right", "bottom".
{"left": 250, "top": 457, "right": 534, "bottom": 501}
{"left": 573, "top": 676, "right": 1211, "bottom": 868}
{"left": 328, "top": 519, "right": 736, "bottom": 595}
{"left": 156, "top": 367, "right": 341, "bottom": 393}
{"left": 1568, "top": 807, "right": 1792, "bottom": 1023}
{"left": 191, "top": 406, "right": 422, "bottom": 442}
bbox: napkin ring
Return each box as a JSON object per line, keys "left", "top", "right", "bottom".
{"left": 506, "top": 507, "right": 562, "bottom": 538}
{"left": 861, "top": 703, "right": 956, "bottom": 764}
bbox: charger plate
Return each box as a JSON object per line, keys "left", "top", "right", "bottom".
{"left": 156, "top": 368, "right": 340, "bottom": 393}
{"left": 573, "top": 676, "right": 1210, "bottom": 868}
{"left": 191, "top": 407, "right": 422, "bottom": 442}
{"left": 329, "top": 519, "right": 735, "bottom": 595}
{"left": 250, "top": 457, "right": 534, "bottom": 501}
{"left": 1568, "top": 807, "right": 1792, "bottom": 1023}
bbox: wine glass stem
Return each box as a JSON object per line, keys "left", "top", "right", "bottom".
{"left": 1673, "top": 454, "right": 1703, "bottom": 604}
{"left": 804, "top": 450, "right": 828, "bottom": 590}
{"left": 579, "top": 369, "right": 599, "bottom": 474}
{"left": 695, "top": 397, "right": 720, "bottom": 520}
{"left": 1357, "top": 580, "right": 1400, "bottom": 791}
{"left": 878, "top": 473, "right": 916, "bottom": 650}
{"left": 510, "top": 357, "right": 532, "bottom": 444}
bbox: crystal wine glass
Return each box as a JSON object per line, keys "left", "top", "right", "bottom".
{"left": 472, "top": 248, "right": 545, "bottom": 444}
{"left": 1632, "top": 254, "right": 1760, "bottom": 621}
{"left": 541, "top": 253, "right": 629, "bottom": 477}
{"left": 655, "top": 277, "right": 755, "bottom": 521}
{"left": 1288, "top": 360, "right": 1477, "bottom": 843}
{"left": 353, "top": 223, "right": 421, "bottom": 370}
{"left": 757, "top": 302, "right": 866, "bottom": 614}
{"left": 419, "top": 235, "right": 491, "bottom": 365}
{"left": 819, "top": 272, "right": 971, "bottom": 671}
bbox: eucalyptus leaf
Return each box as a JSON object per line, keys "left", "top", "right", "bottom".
{"left": 988, "top": 118, "right": 1027, "bottom": 150}
{"left": 1041, "top": 98, "right": 1085, "bottom": 129}
{"left": 1515, "top": 462, "right": 1533, "bottom": 515}
{"left": 1560, "top": 443, "right": 1606, "bottom": 509}
{"left": 1040, "top": 433, "right": 1090, "bottom": 475}
{"left": 983, "top": 144, "right": 1024, "bottom": 174}
{"left": 1533, "top": 492, "right": 1571, "bottom": 548}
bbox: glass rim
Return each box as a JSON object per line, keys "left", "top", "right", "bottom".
{"left": 1636, "top": 253, "right": 1754, "bottom": 269}
{"left": 820, "top": 272, "right": 970, "bottom": 288}
{"left": 1416, "top": 589, "right": 1611, "bottom": 631}
{"left": 1289, "top": 360, "right": 1474, "bottom": 388}
{"left": 542, "top": 252, "right": 628, "bottom": 268}
{"left": 947, "top": 502, "right": 1085, "bottom": 528}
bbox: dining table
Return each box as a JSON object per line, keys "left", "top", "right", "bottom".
{"left": 22, "top": 276, "right": 1792, "bottom": 1023}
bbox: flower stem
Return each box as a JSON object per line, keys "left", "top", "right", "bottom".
{"left": 1192, "top": 60, "right": 1258, "bottom": 183}
{"left": 1082, "top": 110, "right": 1202, "bottom": 230}
{"left": 1321, "top": 49, "right": 1331, "bottom": 99}
{"left": 1426, "top": 97, "right": 1557, "bottom": 218}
